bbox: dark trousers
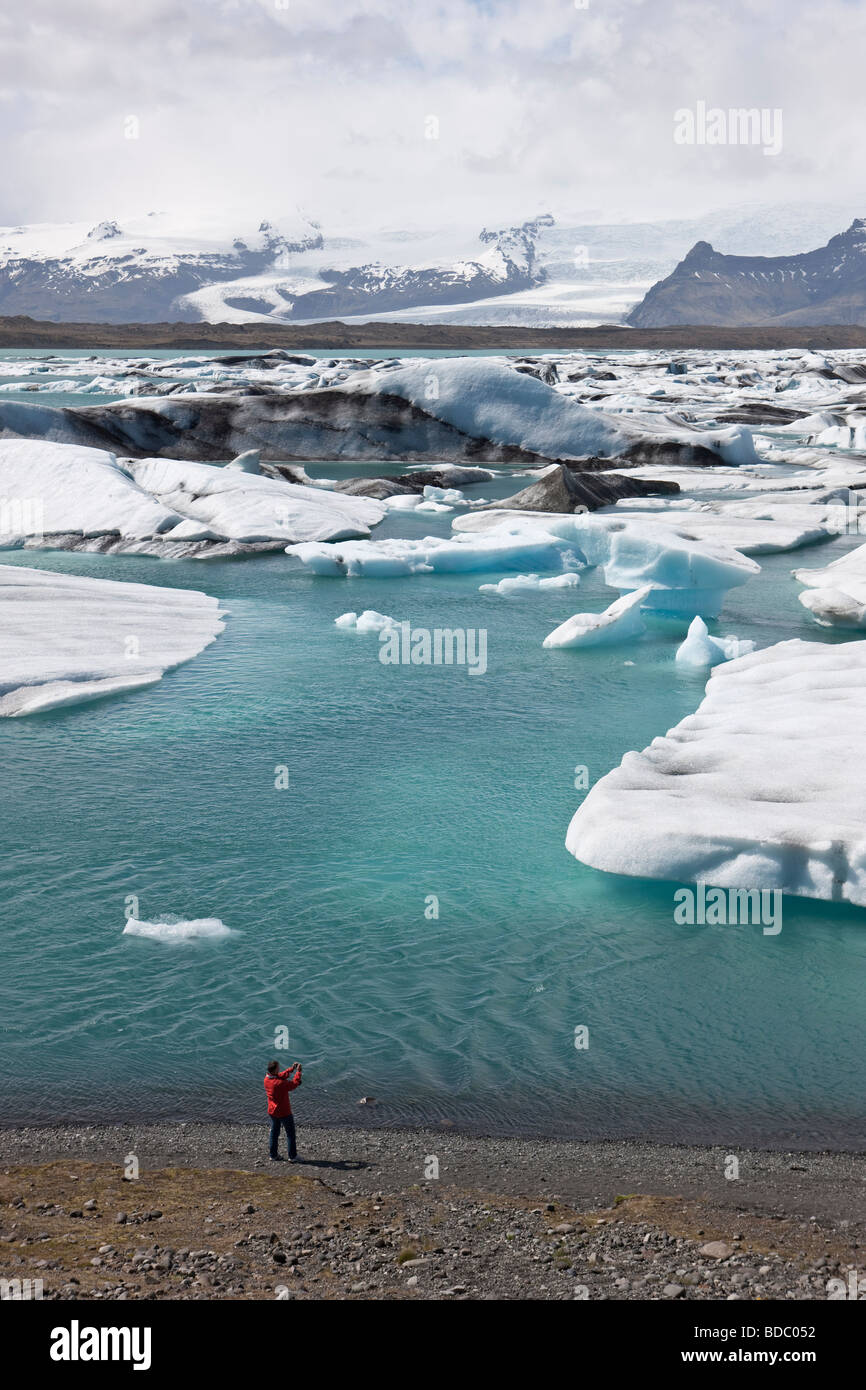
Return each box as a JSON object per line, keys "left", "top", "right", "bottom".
{"left": 269, "top": 1113, "right": 297, "bottom": 1159}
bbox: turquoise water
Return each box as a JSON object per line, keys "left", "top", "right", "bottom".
{"left": 1, "top": 482, "right": 865, "bottom": 1147}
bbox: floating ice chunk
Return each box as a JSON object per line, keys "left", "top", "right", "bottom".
{"left": 0, "top": 439, "right": 179, "bottom": 539}
{"left": 423, "top": 485, "right": 464, "bottom": 504}
{"left": 479, "top": 572, "right": 581, "bottom": 595}
{"left": 675, "top": 616, "right": 755, "bottom": 668}
{"left": 0, "top": 439, "right": 386, "bottom": 553}
{"left": 455, "top": 511, "right": 758, "bottom": 617}
{"left": 795, "top": 544, "right": 866, "bottom": 627}
{"left": 799, "top": 587, "right": 866, "bottom": 627}
{"left": 129, "top": 455, "right": 385, "bottom": 544}
{"left": 335, "top": 609, "right": 398, "bottom": 633}
{"left": 413, "top": 485, "right": 465, "bottom": 514}
{"left": 288, "top": 528, "right": 575, "bottom": 578}
{"left": 542, "top": 585, "right": 652, "bottom": 648}
{"left": 382, "top": 494, "right": 422, "bottom": 511}
{"left": 565, "top": 638, "right": 866, "bottom": 907}
{"left": 225, "top": 448, "right": 262, "bottom": 472}
{"left": 604, "top": 504, "right": 830, "bottom": 555}
{"left": 0, "top": 563, "right": 224, "bottom": 716}
{"left": 686, "top": 424, "right": 759, "bottom": 466}
{"left": 123, "top": 915, "right": 234, "bottom": 942}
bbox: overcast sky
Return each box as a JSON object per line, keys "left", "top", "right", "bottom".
{"left": 1, "top": 0, "right": 864, "bottom": 235}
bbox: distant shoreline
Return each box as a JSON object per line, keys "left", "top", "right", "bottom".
{"left": 3, "top": 315, "right": 866, "bottom": 351}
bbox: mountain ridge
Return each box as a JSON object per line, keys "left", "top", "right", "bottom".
{"left": 0, "top": 214, "right": 552, "bottom": 325}
{"left": 629, "top": 219, "right": 866, "bottom": 327}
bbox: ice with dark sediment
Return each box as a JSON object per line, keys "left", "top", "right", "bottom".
{"left": 0, "top": 439, "right": 386, "bottom": 557}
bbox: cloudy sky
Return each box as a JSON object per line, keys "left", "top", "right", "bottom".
{"left": 1, "top": 0, "right": 864, "bottom": 235}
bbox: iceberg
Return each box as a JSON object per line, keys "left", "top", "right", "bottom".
{"left": 794, "top": 544, "right": 866, "bottom": 628}
{"left": 0, "top": 563, "right": 225, "bottom": 716}
{"left": 675, "top": 616, "right": 756, "bottom": 667}
{"left": 0, "top": 439, "right": 177, "bottom": 540}
{"left": 542, "top": 586, "right": 651, "bottom": 648}
{"left": 0, "top": 357, "right": 757, "bottom": 469}
{"left": 455, "top": 510, "right": 759, "bottom": 617}
{"left": 127, "top": 455, "right": 385, "bottom": 545}
{"left": 566, "top": 638, "right": 866, "bottom": 907}
{"left": 287, "top": 528, "right": 583, "bottom": 578}
{"left": 334, "top": 609, "right": 399, "bottom": 633}
{"left": 479, "top": 572, "right": 581, "bottom": 595}
{"left": 0, "top": 439, "right": 385, "bottom": 556}
{"left": 602, "top": 503, "right": 831, "bottom": 555}
{"left": 123, "top": 916, "right": 234, "bottom": 942}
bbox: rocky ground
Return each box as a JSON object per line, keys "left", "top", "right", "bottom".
{"left": 0, "top": 1125, "right": 863, "bottom": 1301}
{"left": 4, "top": 315, "right": 866, "bottom": 351}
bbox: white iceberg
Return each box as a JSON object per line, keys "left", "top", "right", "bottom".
{"left": 127, "top": 455, "right": 386, "bottom": 544}
{"left": 479, "top": 572, "right": 581, "bottom": 596}
{"left": 795, "top": 544, "right": 866, "bottom": 628}
{"left": 675, "top": 616, "right": 756, "bottom": 667}
{"left": 0, "top": 439, "right": 385, "bottom": 556}
{"left": 542, "top": 586, "right": 651, "bottom": 648}
{"left": 0, "top": 563, "right": 225, "bottom": 716}
{"left": 292, "top": 511, "right": 757, "bottom": 618}
{"left": 566, "top": 638, "right": 866, "bottom": 907}
{"left": 0, "top": 439, "right": 178, "bottom": 540}
{"left": 455, "top": 511, "right": 759, "bottom": 617}
{"left": 288, "top": 528, "right": 582, "bottom": 578}
{"left": 334, "top": 609, "right": 399, "bottom": 634}
{"left": 603, "top": 503, "right": 831, "bottom": 555}
{"left": 123, "top": 915, "right": 234, "bottom": 942}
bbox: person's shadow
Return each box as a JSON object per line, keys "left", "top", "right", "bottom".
{"left": 293, "top": 1157, "right": 370, "bottom": 1172}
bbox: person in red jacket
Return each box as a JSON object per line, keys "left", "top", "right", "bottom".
{"left": 264, "top": 1059, "right": 302, "bottom": 1161}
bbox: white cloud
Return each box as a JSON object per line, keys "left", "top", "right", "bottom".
{"left": 1, "top": 0, "right": 864, "bottom": 234}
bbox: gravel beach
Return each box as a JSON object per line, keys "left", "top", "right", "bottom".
{"left": 1, "top": 1124, "right": 863, "bottom": 1301}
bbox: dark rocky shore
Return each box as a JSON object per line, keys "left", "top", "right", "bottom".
{"left": 4, "top": 314, "right": 866, "bottom": 350}
{"left": 1, "top": 1125, "right": 863, "bottom": 1301}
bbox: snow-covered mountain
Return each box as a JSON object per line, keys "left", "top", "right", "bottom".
{"left": 0, "top": 212, "right": 553, "bottom": 325}
{"left": 0, "top": 213, "right": 325, "bottom": 324}
{"left": 1, "top": 203, "right": 862, "bottom": 326}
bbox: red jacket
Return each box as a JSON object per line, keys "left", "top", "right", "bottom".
{"left": 264, "top": 1065, "right": 301, "bottom": 1118}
